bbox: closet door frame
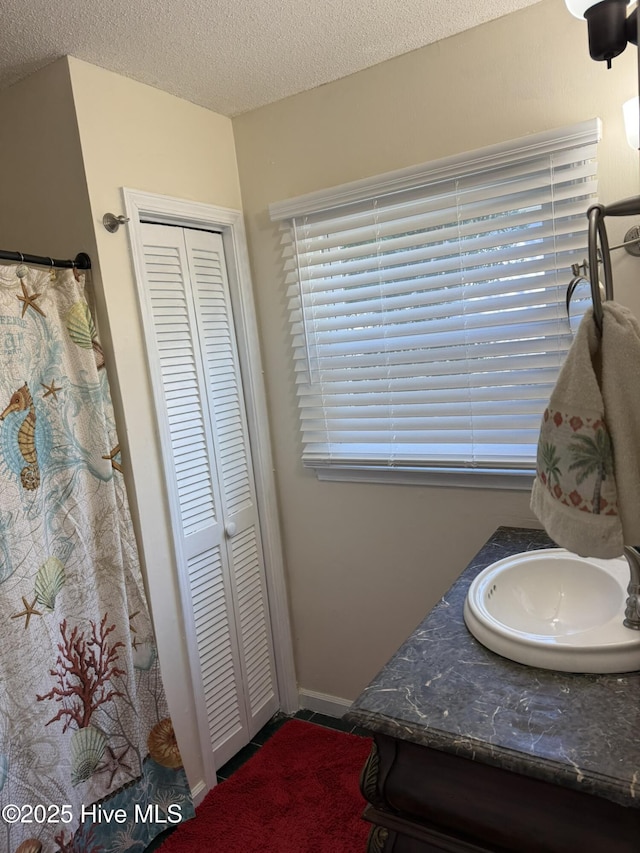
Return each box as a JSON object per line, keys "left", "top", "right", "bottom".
{"left": 122, "top": 188, "right": 298, "bottom": 776}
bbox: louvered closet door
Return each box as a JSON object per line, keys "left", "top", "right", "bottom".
{"left": 182, "top": 228, "right": 279, "bottom": 736}
{"left": 140, "top": 223, "right": 278, "bottom": 772}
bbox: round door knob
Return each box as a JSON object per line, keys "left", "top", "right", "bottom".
{"left": 225, "top": 522, "right": 237, "bottom": 538}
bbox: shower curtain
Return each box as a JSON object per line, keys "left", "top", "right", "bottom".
{"left": 0, "top": 263, "right": 194, "bottom": 853}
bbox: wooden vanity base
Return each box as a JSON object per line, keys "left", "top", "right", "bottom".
{"left": 360, "top": 733, "right": 640, "bottom": 853}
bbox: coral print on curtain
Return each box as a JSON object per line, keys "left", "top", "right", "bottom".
{"left": 0, "top": 263, "right": 194, "bottom": 853}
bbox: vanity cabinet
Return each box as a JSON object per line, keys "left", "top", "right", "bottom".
{"left": 346, "top": 527, "right": 640, "bottom": 853}
{"left": 359, "top": 734, "right": 639, "bottom": 852}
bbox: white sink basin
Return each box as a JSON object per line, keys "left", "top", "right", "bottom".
{"left": 463, "top": 548, "right": 640, "bottom": 673}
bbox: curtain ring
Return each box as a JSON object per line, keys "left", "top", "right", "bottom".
{"left": 49, "top": 257, "right": 57, "bottom": 281}
{"left": 16, "top": 252, "right": 27, "bottom": 280}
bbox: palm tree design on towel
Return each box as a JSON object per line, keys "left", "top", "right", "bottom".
{"left": 568, "top": 427, "right": 614, "bottom": 514}
{"left": 539, "top": 441, "right": 562, "bottom": 492}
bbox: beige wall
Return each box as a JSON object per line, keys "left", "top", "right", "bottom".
{"left": 0, "top": 59, "right": 96, "bottom": 261}
{"left": 67, "top": 56, "right": 243, "bottom": 793}
{"left": 233, "top": 0, "right": 640, "bottom": 702}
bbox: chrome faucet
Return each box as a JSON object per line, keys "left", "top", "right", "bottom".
{"left": 623, "top": 546, "right": 640, "bottom": 630}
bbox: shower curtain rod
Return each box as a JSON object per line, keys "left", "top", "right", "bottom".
{"left": 0, "top": 249, "right": 91, "bottom": 269}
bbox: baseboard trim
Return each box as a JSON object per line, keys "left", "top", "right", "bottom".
{"left": 190, "top": 779, "right": 208, "bottom": 806}
{"left": 298, "top": 688, "right": 353, "bottom": 718}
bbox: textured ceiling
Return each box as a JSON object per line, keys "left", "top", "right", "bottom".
{"left": 1, "top": 0, "right": 542, "bottom": 116}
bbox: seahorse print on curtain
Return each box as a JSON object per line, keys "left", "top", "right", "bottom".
{"left": 0, "top": 263, "right": 195, "bottom": 853}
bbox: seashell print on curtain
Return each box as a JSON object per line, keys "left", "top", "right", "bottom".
{"left": 0, "top": 264, "right": 194, "bottom": 853}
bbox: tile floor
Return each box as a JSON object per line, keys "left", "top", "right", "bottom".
{"left": 146, "top": 709, "right": 369, "bottom": 850}
{"left": 216, "top": 709, "right": 369, "bottom": 782}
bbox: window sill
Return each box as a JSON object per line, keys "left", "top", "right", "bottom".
{"left": 312, "top": 465, "right": 536, "bottom": 491}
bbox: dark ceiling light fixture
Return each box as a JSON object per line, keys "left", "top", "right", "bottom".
{"left": 566, "top": 0, "right": 638, "bottom": 68}
{"left": 564, "top": 2, "right": 640, "bottom": 262}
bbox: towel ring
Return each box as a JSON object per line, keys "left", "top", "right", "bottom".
{"left": 567, "top": 195, "right": 640, "bottom": 330}
{"left": 587, "top": 204, "right": 614, "bottom": 334}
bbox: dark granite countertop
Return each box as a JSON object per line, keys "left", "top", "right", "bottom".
{"left": 345, "top": 526, "right": 640, "bottom": 810}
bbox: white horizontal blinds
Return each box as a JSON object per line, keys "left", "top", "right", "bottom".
{"left": 286, "top": 129, "right": 598, "bottom": 471}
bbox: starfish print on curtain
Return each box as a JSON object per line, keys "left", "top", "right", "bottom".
{"left": 0, "top": 263, "right": 194, "bottom": 853}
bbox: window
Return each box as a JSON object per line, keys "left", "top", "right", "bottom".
{"left": 269, "top": 120, "right": 600, "bottom": 487}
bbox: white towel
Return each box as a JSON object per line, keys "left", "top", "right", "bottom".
{"left": 530, "top": 303, "right": 635, "bottom": 558}
{"left": 600, "top": 301, "right": 640, "bottom": 545}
